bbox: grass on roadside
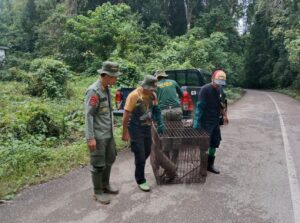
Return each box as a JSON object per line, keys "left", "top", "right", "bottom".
{"left": 276, "top": 88, "right": 300, "bottom": 101}
{"left": 225, "top": 87, "right": 244, "bottom": 104}
{"left": 0, "top": 140, "right": 89, "bottom": 200}
{"left": 0, "top": 76, "right": 125, "bottom": 200}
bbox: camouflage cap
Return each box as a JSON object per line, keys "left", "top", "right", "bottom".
{"left": 140, "top": 75, "right": 158, "bottom": 91}
{"left": 97, "top": 61, "right": 122, "bottom": 77}
{"left": 154, "top": 70, "right": 168, "bottom": 78}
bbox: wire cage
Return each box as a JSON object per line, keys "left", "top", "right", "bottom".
{"left": 150, "top": 120, "right": 210, "bottom": 185}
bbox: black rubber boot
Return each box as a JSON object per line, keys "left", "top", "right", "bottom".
{"left": 103, "top": 166, "right": 119, "bottom": 194}
{"left": 207, "top": 156, "right": 220, "bottom": 174}
{"left": 92, "top": 172, "right": 111, "bottom": 204}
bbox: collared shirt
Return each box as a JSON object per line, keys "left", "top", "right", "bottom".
{"left": 84, "top": 79, "right": 113, "bottom": 139}
{"left": 124, "top": 87, "right": 156, "bottom": 127}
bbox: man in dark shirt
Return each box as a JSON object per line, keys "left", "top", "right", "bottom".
{"left": 193, "top": 70, "right": 229, "bottom": 174}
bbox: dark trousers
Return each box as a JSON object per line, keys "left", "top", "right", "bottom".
{"left": 203, "top": 123, "right": 221, "bottom": 148}
{"left": 129, "top": 127, "right": 152, "bottom": 184}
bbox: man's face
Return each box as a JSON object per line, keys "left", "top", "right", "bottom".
{"left": 211, "top": 79, "right": 221, "bottom": 89}
{"left": 143, "top": 88, "right": 155, "bottom": 95}
{"left": 107, "top": 76, "right": 117, "bottom": 85}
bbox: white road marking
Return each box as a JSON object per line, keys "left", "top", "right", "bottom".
{"left": 267, "top": 94, "right": 300, "bottom": 223}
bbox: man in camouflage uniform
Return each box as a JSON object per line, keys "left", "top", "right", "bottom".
{"left": 85, "top": 61, "right": 121, "bottom": 204}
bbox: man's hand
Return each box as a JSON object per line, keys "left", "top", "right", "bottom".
{"left": 157, "top": 124, "right": 164, "bottom": 134}
{"left": 122, "top": 110, "right": 131, "bottom": 142}
{"left": 87, "top": 138, "right": 96, "bottom": 152}
{"left": 122, "top": 130, "right": 130, "bottom": 141}
{"left": 223, "top": 115, "right": 229, "bottom": 125}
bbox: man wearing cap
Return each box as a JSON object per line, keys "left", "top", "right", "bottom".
{"left": 122, "top": 75, "right": 164, "bottom": 192}
{"left": 193, "top": 70, "right": 229, "bottom": 174}
{"left": 155, "top": 70, "right": 183, "bottom": 180}
{"left": 85, "top": 61, "right": 121, "bottom": 204}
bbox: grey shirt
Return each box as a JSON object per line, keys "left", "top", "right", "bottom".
{"left": 85, "top": 79, "right": 113, "bottom": 139}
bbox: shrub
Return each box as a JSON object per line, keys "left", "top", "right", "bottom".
{"left": 293, "top": 74, "right": 300, "bottom": 90}
{"left": 62, "top": 109, "right": 84, "bottom": 137}
{"left": 0, "top": 67, "right": 30, "bottom": 82}
{"left": 27, "top": 112, "right": 60, "bottom": 137}
{"left": 27, "top": 58, "right": 72, "bottom": 99}
{"left": 62, "top": 3, "right": 142, "bottom": 71}
{"left": 115, "top": 60, "right": 141, "bottom": 87}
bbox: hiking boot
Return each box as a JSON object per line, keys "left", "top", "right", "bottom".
{"left": 94, "top": 193, "right": 110, "bottom": 205}
{"left": 138, "top": 182, "right": 150, "bottom": 192}
{"left": 104, "top": 185, "right": 119, "bottom": 194}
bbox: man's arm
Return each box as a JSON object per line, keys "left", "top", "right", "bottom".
{"left": 175, "top": 81, "right": 183, "bottom": 98}
{"left": 151, "top": 92, "right": 164, "bottom": 134}
{"left": 85, "top": 90, "right": 99, "bottom": 151}
{"left": 121, "top": 90, "right": 137, "bottom": 141}
{"left": 193, "top": 88, "right": 207, "bottom": 129}
{"left": 122, "top": 110, "right": 131, "bottom": 141}
{"left": 193, "top": 101, "right": 206, "bottom": 129}
{"left": 220, "top": 89, "right": 229, "bottom": 125}
{"left": 222, "top": 109, "right": 229, "bottom": 125}
{"left": 221, "top": 99, "right": 229, "bottom": 125}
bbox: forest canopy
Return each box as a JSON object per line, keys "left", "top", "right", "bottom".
{"left": 0, "top": 0, "right": 299, "bottom": 89}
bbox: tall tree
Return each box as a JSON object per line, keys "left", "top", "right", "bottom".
{"left": 244, "top": 10, "right": 275, "bottom": 88}
{"left": 244, "top": 0, "right": 300, "bottom": 89}
{"left": 168, "top": 0, "right": 188, "bottom": 36}
{"left": 21, "top": 0, "right": 39, "bottom": 52}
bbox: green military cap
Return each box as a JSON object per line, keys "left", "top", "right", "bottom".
{"left": 97, "top": 61, "right": 122, "bottom": 77}
{"left": 140, "top": 75, "right": 158, "bottom": 90}
{"left": 154, "top": 70, "right": 168, "bottom": 78}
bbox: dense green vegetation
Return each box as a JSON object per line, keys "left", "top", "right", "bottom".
{"left": 0, "top": 0, "right": 299, "bottom": 199}
{"left": 244, "top": 0, "right": 300, "bottom": 90}
{"left": 0, "top": 76, "right": 129, "bottom": 199}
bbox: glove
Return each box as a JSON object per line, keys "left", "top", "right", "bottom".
{"left": 152, "top": 105, "right": 165, "bottom": 133}
{"left": 157, "top": 124, "right": 165, "bottom": 134}
{"left": 193, "top": 101, "right": 205, "bottom": 129}
{"left": 193, "top": 121, "right": 201, "bottom": 129}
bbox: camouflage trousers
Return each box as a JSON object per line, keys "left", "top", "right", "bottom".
{"left": 90, "top": 138, "right": 117, "bottom": 169}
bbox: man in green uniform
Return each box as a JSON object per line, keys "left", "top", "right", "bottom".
{"left": 85, "top": 61, "right": 121, "bottom": 204}
{"left": 156, "top": 70, "right": 183, "bottom": 113}
{"left": 156, "top": 70, "right": 183, "bottom": 179}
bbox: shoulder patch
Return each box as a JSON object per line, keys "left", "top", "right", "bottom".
{"left": 89, "top": 95, "right": 99, "bottom": 107}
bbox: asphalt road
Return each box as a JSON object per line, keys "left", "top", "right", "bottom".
{"left": 1, "top": 90, "right": 299, "bottom": 223}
